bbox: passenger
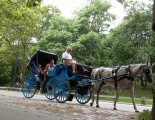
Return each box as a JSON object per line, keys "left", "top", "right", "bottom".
{"left": 16, "top": 81, "right": 22, "bottom": 92}
{"left": 16, "top": 81, "right": 22, "bottom": 88}
{"left": 37, "top": 64, "right": 44, "bottom": 94}
{"left": 42, "top": 59, "right": 55, "bottom": 93}
{"left": 44, "top": 59, "right": 56, "bottom": 80}
{"left": 38, "top": 64, "right": 44, "bottom": 75}
{"left": 62, "top": 48, "right": 77, "bottom": 73}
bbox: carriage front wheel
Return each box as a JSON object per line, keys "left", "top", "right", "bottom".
{"left": 75, "top": 79, "right": 92, "bottom": 104}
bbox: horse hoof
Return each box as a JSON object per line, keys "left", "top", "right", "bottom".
{"left": 113, "top": 108, "right": 117, "bottom": 110}
{"left": 96, "top": 105, "right": 99, "bottom": 108}
{"left": 90, "top": 103, "right": 93, "bottom": 106}
{"left": 135, "top": 110, "right": 139, "bottom": 113}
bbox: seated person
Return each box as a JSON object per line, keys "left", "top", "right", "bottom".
{"left": 34, "top": 64, "right": 44, "bottom": 81}
{"left": 38, "top": 64, "right": 44, "bottom": 75}
{"left": 44, "top": 58, "right": 56, "bottom": 80}
{"left": 62, "top": 48, "right": 77, "bottom": 73}
{"left": 42, "top": 59, "right": 55, "bottom": 93}
{"left": 37, "top": 64, "right": 44, "bottom": 94}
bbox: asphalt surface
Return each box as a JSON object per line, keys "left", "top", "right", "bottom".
{"left": 0, "top": 90, "right": 151, "bottom": 112}
{"left": 0, "top": 103, "right": 70, "bottom": 120}
{"left": 0, "top": 90, "right": 152, "bottom": 120}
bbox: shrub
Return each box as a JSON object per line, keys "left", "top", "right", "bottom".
{"left": 138, "top": 110, "right": 151, "bottom": 120}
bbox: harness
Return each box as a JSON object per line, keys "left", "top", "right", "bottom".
{"left": 112, "top": 66, "right": 121, "bottom": 91}
{"left": 111, "top": 65, "right": 134, "bottom": 91}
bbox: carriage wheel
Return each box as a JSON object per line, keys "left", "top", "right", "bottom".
{"left": 55, "top": 79, "right": 70, "bottom": 103}
{"left": 45, "top": 82, "right": 55, "bottom": 100}
{"left": 22, "top": 75, "right": 37, "bottom": 99}
{"left": 75, "top": 80, "right": 92, "bottom": 104}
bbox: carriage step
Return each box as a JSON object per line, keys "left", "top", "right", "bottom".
{"left": 67, "top": 94, "right": 74, "bottom": 101}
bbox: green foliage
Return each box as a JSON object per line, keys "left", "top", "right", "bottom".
{"left": 138, "top": 110, "right": 151, "bottom": 120}
{"left": 105, "top": 1, "right": 154, "bottom": 65}
{"left": 0, "top": 0, "right": 42, "bottom": 86}
{"left": 74, "top": 0, "right": 115, "bottom": 36}
{"left": 71, "top": 31, "right": 101, "bottom": 66}
{"left": 40, "top": 5, "right": 61, "bottom": 31}
{"left": 37, "top": 14, "right": 74, "bottom": 58}
{"left": 1, "top": 0, "right": 155, "bottom": 86}
{"left": 116, "top": 0, "right": 125, "bottom": 3}
{"left": 25, "top": 0, "right": 41, "bottom": 7}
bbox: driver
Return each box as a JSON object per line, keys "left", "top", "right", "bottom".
{"left": 62, "top": 48, "right": 77, "bottom": 73}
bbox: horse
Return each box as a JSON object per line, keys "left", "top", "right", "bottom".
{"left": 90, "top": 63, "right": 153, "bottom": 112}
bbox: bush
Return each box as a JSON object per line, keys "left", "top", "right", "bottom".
{"left": 138, "top": 110, "right": 151, "bottom": 120}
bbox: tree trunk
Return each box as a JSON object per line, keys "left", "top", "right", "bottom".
{"left": 151, "top": 76, "right": 155, "bottom": 120}
{"left": 152, "top": 1, "right": 155, "bottom": 118}
{"left": 152, "top": 0, "right": 155, "bottom": 31}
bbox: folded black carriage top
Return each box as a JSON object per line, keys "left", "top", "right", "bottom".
{"left": 27, "top": 49, "right": 58, "bottom": 69}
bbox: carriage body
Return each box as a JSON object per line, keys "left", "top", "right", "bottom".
{"left": 46, "top": 63, "right": 93, "bottom": 103}
{"left": 22, "top": 50, "right": 57, "bottom": 98}
{"left": 22, "top": 50, "right": 93, "bottom": 104}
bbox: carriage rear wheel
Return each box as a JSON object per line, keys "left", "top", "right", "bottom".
{"left": 45, "top": 82, "right": 55, "bottom": 100}
{"left": 22, "top": 74, "right": 37, "bottom": 99}
{"left": 75, "top": 79, "right": 92, "bottom": 104}
{"left": 55, "top": 79, "right": 70, "bottom": 103}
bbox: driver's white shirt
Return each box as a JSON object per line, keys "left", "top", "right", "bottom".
{"left": 62, "top": 51, "right": 72, "bottom": 62}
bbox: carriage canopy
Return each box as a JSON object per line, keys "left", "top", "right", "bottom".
{"left": 28, "top": 50, "right": 58, "bottom": 68}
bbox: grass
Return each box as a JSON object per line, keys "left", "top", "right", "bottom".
{"left": 99, "top": 81, "right": 153, "bottom": 105}
{"left": 122, "top": 84, "right": 152, "bottom": 99}
{"left": 99, "top": 97, "right": 152, "bottom": 105}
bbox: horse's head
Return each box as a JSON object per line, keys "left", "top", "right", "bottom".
{"left": 143, "top": 63, "right": 153, "bottom": 83}
{"left": 128, "top": 63, "right": 153, "bottom": 83}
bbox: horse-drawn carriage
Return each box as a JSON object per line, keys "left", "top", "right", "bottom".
{"left": 22, "top": 50, "right": 93, "bottom": 104}
{"left": 22, "top": 50, "right": 153, "bottom": 112}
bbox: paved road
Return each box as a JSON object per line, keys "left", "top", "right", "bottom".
{"left": 1, "top": 90, "right": 149, "bottom": 120}
{"left": 0, "top": 103, "right": 70, "bottom": 120}
{"left": 0, "top": 90, "right": 151, "bottom": 112}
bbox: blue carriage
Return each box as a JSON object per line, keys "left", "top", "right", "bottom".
{"left": 22, "top": 50, "right": 93, "bottom": 104}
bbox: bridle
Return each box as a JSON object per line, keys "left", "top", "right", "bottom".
{"left": 143, "top": 65, "right": 153, "bottom": 83}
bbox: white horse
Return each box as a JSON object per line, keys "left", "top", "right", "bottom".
{"left": 90, "top": 64, "right": 153, "bottom": 112}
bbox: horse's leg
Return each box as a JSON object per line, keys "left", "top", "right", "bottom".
{"left": 96, "top": 82, "right": 104, "bottom": 108}
{"left": 90, "top": 86, "right": 95, "bottom": 106}
{"left": 130, "top": 86, "right": 139, "bottom": 112}
{"left": 113, "top": 90, "right": 120, "bottom": 110}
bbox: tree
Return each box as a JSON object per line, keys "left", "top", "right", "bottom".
{"left": 73, "top": 0, "right": 115, "bottom": 37}
{"left": 37, "top": 14, "right": 74, "bottom": 59}
{"left": 40, "top": 5, "right": 61, "bottom": 31}
{"left": 0, "top": 0, "right": 42, "bottom": 85}
{"left": 152, "top": 0, "right": 155, "bottom": 31}
{"left": 152, "top": 79, "right": 155, "bottom": 120}
{"left": 25, "top": 0, "right": 41, "bottom": 7}
{"left": 152, "top": 0, "right": 155, "bottom": 119}
{"left": 70, "top": 31, "right": 102, "bottom": 66}
{"left": 105, "top": 1, "right": 154, "bottom": 65}
{"left": 112, "top": 0, "right": 155, "bottom": 120}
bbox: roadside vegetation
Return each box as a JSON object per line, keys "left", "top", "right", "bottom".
{"left": 99, "top": 80, "right": 153, "bottom": 105}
